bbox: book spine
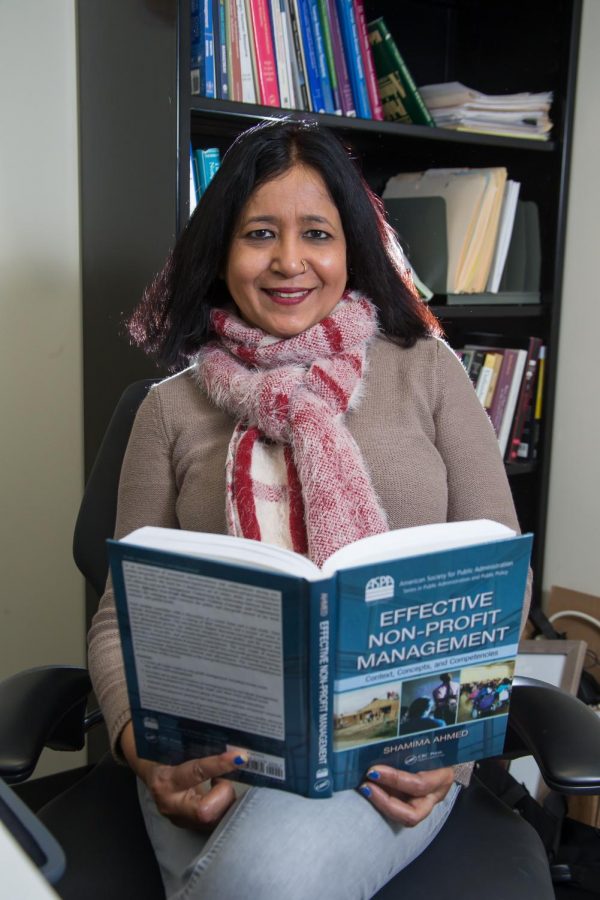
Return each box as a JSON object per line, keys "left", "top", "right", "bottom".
{"left": 227, "top": 0, "right": 243, "bottom": 101}
{"left": 335, "top": 0, "right": 371, "bottom": 118}
{"left": 497, "top": 350, "right": 527, "bottom": 456}
{"left": 296, "top": 0, "right": 326, "bottom": 112}
{"left": 507, "top": 338, "right": 542, "bottom": 461}
{"left": 467, "top": 349, "right": 486, "bottom": 388}
{"left": 248, "top": 0, "right": 281, "bottom": 105}
{"left": 307, "top": 579, "right": 335, "bottom": 798}
{"left": 190, "top": 0, "right": 203, "bottom": 95}
{"left": 236, "top": 0, "right": 257, "bottom": 102}
{"left": 529, "top": 345, "right": 546, "bottom": 460}
{"left": 317, "top": 0, "right": 342, "bottom": 114}
{"left": 326, "top": 0, "right": 355, "bottom": 115}
{"left": 475, "top": 353, "right": 496, "bottom": 407}
{"left": 488, "top": 349, "right": 518, "bottom": 436}
{"left": 366, "top": 17, "right": 434, "bottom": 126}
{"left": 307, "top": 0, "right": 336, "bottom": 113}
{"left": 196, "top": 148, "right": 221, "bottom": 194}
{"left": 352, "top": 0, "right": 383, "bottom": 120}
{"left": 483, "top": 351, "right": 504, "bottom": 411}
{"left": 203, "top": 0, "right": 216, "bottom": 98}
{"left": 288, "top": 0, "right": 312, "bottom": 109}
{"left": 279, "top": 0, "right": 299, "bottom": 108}
{"left": 269, "top": 0, "right": 293, "bottom": 107}
{"left": 216, "top": 0, "right": 229, "bottom": 99}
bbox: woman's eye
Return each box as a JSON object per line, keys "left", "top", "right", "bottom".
{"left": 246, "top": 229, "right": 275, "bottom": 240}
{"left": 304, "top": 229, "right": 330, "bottom": 240}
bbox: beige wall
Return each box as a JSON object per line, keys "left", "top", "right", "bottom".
{"left": 0, "top": 1, "right": 86, "bottom": 774}
{"left": 543, "top": 0, "right": 600, "bottom": 598}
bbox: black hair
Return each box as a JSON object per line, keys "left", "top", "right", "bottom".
{"left": 127, "top": 118, "right": 441, "bottom": 370}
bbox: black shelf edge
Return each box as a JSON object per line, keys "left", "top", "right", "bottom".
{"left": 188, "top": 98, "right": 556, "bottom": 152}
{"left": 430, "top": 304, "right": 545, "bottom": 319}
{"left": 505, "top": 462, "right": 537, "bottom": 476}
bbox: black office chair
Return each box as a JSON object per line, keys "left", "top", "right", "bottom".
{"left": 1, "top": 378, "right": 600, "bottom": 900}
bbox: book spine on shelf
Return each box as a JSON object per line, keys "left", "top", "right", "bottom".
{"left": 248, "top": 0, "right": 281, "bottom": 105}
{"left": 528, "top": 345, "right": 546, "bottom": 460}
{"left": 307, "top": 0, "right": 336, "bottom": 114}
{"left": 326, "top": 0, "right": 355, "bottom": 116}
{"left": 190, "top": 0, "right": 203, "bottom": 95}
{"left": 269, "top": 0, "right": 294, "bottom": 107}
{"left": 506, "top": 337, "right": 543, "bottom": 462}
{"left": 279, "top": 0, "right": 299, "bottom": 109}
{"left": 296, "top": 0, "right": 326, "bottom": 112}
{"left": 213, "top": 0, "right": 230, "bottom": 99}
{"left": 483, "top": 351, "right": 504, "bottom": 411}
{"left": 488, "top": 349, "right": 518, "bottom": 437}
{"left": 366, "top": 17, "right": 434, "bottom": 126}
{"left": 334, "top": 0, "right": 371, "bottom": 118}
{"left": 227, "top": 0, "right": 243, "bottom": 101}
{"left": 203, "top": 0, "right": 216, "bottom": 98}
{"left": 236, "top": 0, "right": 258, "bottom": 102}
{"left": 317, "top": 0, "right": 342, "bottom": 114}
{"left": 289, "top": 0, "right": 312, "bottom": 109}
{"left": 475, "top": 352, "right": 496, "bottom": 408}
{"left": 352, "top": 0, "right": 383, "bottom": 120}
{"left": 497, "top": 350, "right": 528, "bottom": 456}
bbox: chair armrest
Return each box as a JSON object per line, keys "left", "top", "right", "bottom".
{"left": 505, "top": 675, "right": 600, "bottom": 794}
{"left": 0, "top": 666, "right": 92, "bottom": 783}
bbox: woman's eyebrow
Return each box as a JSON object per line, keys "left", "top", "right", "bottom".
{"left": 241, "top": 213, "right": 336, "bottom": 227}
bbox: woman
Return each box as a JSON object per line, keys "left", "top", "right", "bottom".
{"left": 89, "top": 119, "right": 529, "bottom": 899}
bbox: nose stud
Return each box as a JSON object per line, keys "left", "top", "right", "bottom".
{"left": 300, "top": 259, "right": 307, "bottom": 274}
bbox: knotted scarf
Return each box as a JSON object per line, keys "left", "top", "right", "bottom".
{"left": 195, "top": 292, "right": 389, "bottom": 567}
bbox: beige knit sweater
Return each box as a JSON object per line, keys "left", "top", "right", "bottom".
{"left": 88, "top": 335, "right": 529, "bottom": 786}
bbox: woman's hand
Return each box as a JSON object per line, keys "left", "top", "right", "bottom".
{"left": 358, "top": 765, "right": 454, "bottom": 826}
{"left": 120, "top": 721, "right": 247, "bottom": 830}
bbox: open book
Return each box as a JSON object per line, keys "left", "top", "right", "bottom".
{"left": 109, "top": 520, "right": 532, "bottom": 798}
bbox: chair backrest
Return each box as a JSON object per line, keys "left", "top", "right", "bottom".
{"left": 73, "top": 379, "right": 160, "bottom": 596}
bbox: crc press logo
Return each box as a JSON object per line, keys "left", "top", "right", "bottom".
{"left": 365, "top": 574, "right": 395, "bottom": 602}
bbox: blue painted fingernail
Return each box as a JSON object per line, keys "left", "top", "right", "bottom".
{"left": 234, "top": 755, "right": 248, "bottom": 766}
{"left": 359, "top": 785, "right": 372, "bottom": 798}
{"left": 367, "top": 770, "right": 380, "bottom": 780}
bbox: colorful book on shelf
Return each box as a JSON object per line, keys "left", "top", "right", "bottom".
{"left": 335, "top": 0, "right": 372, "bottom": 118}
{"left": 506, "top": 337, "right": 543, "bottom": 463}
{"left": 466, "top": 343, "right": 528, "bottom": 456}
{"left": 213, "top": 0, "right": 230, "bottom": 99}
{"left": 353, "top": 0, "right": 383, "bottom": 120}
{"left": 247, "top": 0, "right": 281, "bottom": 106}
{"left": 487, "top": 348, "right": 521, "bottom": 438}
{"left": 194, "top": 147, "right": 222, "bottom": 195}
{"left": 109, "top": 519, "right": 532, "bottom": 798}
{"left": 286, "top": 0, "right": 311, "bottom": 110}
{"left": 326, "top": 0, "right": 355, "bottom": 116}
{"left": 227, "top": 0, "right": 244, "bottom": 101}
{"left": 203, "top": 0, "right": 217, "bottom": 98}
{"left": 190, "top": 0, "right": 202, "bottom": 95}
{"left": 522, "top": 345, "right": 546, "bottom": 461}
{"left": 366, "top": 17, "right": 434, "bottom": 126}
{"left": 295, "top": 0, "right": 327, "bottom": 112}
{"left": 307, "top": 0, "right": 336, "bottom": 113}
{"left": 269, "top": 0, "right": 294, "bottom": 107}
{"left": 317, "top": 0, "right": 342, "bottom": 114}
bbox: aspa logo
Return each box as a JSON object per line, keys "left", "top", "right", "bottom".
{"left": 365, "top": 574, "right": 395, "bottom": 602}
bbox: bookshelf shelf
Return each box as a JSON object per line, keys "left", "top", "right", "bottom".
{"left": 77, "top": 0, "right": 582, "bottom": 610}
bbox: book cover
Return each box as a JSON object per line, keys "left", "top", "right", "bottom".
{"left": 326, "top": 0, "right": 355, "bottom": 116}
{"left": 195, "top": 147, "right": 221, "bottom": 194}
{"left": 335, "top": 0, "right": 371, "bottom": 118}
{"left": 110, "top": 520, "right": 531, "bottom": 798}
{"left": 236, "top": 0, "right": 257, "bottom": 102}
{"left": 247, "top": 0, "right": 281, "bottom": 106}
{"left": 296, "top": 0, "right": 326, "bottom": 112}
{"left": 352, "top": 0, "right": 383, "bottom": 120}
{"left": 366, "top": 17, "right": 434, "bottom": 126}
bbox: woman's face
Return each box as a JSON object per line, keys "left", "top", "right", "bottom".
{"left": 225, "top": 164, "right": 348, "bottom": 338}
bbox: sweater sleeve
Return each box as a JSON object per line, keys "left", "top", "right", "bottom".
{"left": 87, "top": 384, "right": 178, "bottom": 760}
{"left": 432, "top": 340, "right": 532, "bottom": 787}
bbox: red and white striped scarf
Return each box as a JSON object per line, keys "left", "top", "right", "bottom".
{"left": 195, "top": 292, "right": 388, "bottom": 567}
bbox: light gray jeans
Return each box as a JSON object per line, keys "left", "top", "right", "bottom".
{"left": 137, "top": 779, "right": 461, "bottom": 899}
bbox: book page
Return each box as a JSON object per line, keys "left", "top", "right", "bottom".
{"left": 123, "top": 560, "right": 286, "bottom": 740}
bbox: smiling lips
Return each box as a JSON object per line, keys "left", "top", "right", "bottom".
{"left": 262, "top": 287, "right": 314, "bottom": 305}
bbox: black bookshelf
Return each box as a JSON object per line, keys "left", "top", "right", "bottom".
{"left": 77, "top": 0, "right": 582, "bottom": 608}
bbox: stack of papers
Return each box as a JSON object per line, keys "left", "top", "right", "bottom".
{"left": 418, "top": 82, "right": 553, "bottom": 141}
{"left": 384, "top": 167, "right": 514, "bottom": 294}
